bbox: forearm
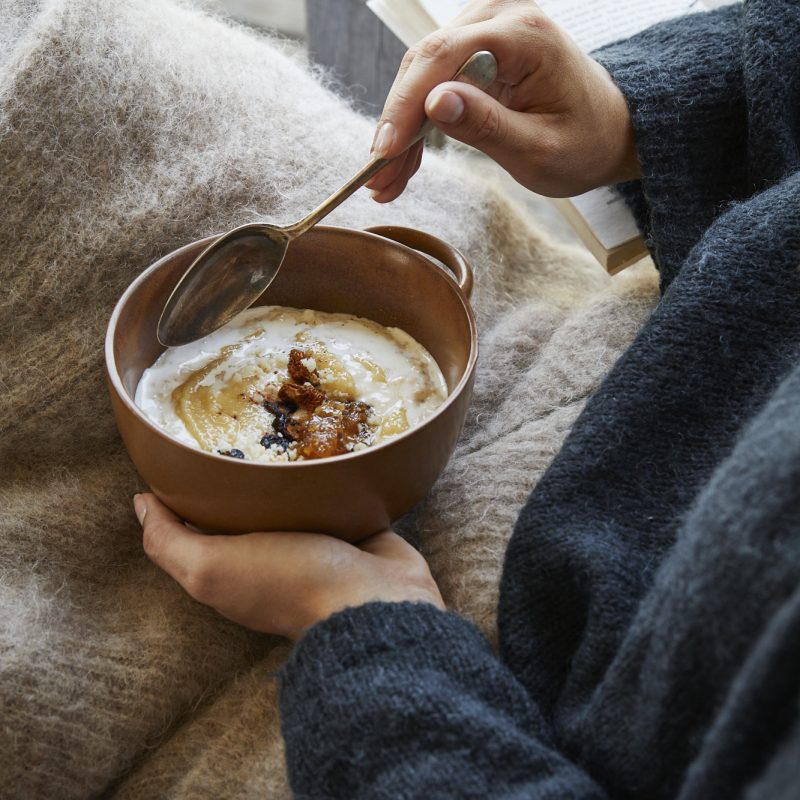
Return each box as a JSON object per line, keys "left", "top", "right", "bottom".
{"left": 280, "top": 602, "right": 607, "bottom": 800}
{"left": 594, "top": 4, "right": 747, "bottom": 282}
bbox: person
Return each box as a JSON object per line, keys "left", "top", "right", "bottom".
{"left": 136, "top": 0, "right": 800, "bottom": 797}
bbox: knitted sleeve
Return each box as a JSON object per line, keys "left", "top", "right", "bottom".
{"left": 594, "top": 4, "right": 747, "bottom": 284}
{"left": 280, "top": 602, "right": 606, "bottom": 799}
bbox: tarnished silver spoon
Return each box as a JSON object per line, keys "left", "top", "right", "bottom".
{"left": 157, "top": 50, "right": 498, "bottom": 346}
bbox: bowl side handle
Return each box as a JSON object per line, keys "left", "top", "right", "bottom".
{"left": 365, "top": 226, "right": 474, "bottom": 300}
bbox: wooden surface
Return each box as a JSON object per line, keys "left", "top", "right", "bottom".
{"left": 306, "top": 0, "right": 407, "bottom": 116}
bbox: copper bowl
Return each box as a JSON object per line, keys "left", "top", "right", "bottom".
{"left": 105, "top": 225, "right": 477, "bottom": 541}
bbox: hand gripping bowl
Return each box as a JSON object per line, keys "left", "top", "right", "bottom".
{"left": 106, "top": 226, "right": 478, "bottom": 541}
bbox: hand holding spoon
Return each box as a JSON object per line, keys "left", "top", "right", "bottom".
{"left": 157, "top": 51, "right": 498, "bottom": 347}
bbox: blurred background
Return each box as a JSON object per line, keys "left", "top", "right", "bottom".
{"left": 195, "top": 0, "right": 410, "bottom": 115}
{"left": 196, "top": 0, "right": 307, "bottom": 38}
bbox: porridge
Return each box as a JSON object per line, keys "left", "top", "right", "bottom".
{"left": 136, "top": 306, "right": 448, "bottom": 462}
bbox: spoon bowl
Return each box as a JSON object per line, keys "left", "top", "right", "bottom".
{"left": 158, "top": 224, "right": 290, "bottom": 345}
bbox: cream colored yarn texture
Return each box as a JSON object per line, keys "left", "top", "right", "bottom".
{"left": 0, "top": 1, "right": 658, "bottom": 797}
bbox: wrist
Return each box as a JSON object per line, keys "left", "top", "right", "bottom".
{"left": 593, "top": 59, "right": 641, "bottom": 185}
{"left": 300, "top": 563, "right": 444, "bottom": 640}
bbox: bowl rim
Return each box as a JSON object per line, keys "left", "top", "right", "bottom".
{"left": 105, "top": 225, "right": 479, "bottom": 469}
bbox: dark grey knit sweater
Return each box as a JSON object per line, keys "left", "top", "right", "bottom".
{"left": 280, "top": 2, "right": 800, "bottom": 798}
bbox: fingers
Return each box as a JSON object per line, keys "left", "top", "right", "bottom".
{"left": 367, "top": 5, "right": 566, "bottom": 203}
{"left": 359, "top": 530, "right": 446, "bottom": 610}
{"left": 367, "top": 141, "right": 424, "bottom": 203}
{"left": 425, "top": 81, "right": 536, "bottom": 174}
{"left": 358, "top": 529, "right": 417, "bottom": 559}
{"left": 371, "top": 80, "right": 551, "bottom": 200}
{"left": 135, "top": 493, "right": 358, "bottom": 637}
{"left": 374, "top": 28, "right": 475, "bottom": 160}
{"left": 374, "top": 10, "right": 556, "bottom": 154}
{"left": 135, "top": 494, "right": 446, "bottom": 637}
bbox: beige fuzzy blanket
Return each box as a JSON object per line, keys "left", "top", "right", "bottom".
{"left": 0, "top": 1, "right": 658, "bottom": 797}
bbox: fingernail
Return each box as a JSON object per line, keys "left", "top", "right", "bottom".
{"left": 372, "top": 121, "right": 396, "bottom": 157}
{"left": 133, "top": 494, "right": 147, "bottom": 525}
{"left": 428, "top": 90, "right": 464, "bottom": 125}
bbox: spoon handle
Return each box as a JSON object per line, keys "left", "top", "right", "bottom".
{"left": 286, "top": 50, "right": 498, "bottom": 238}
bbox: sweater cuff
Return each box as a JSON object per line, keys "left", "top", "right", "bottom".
{"left": 279, "top": 603, "right": 609, "bottom": 799}
{"left": 594, "top": 5, "right": 746, "bottom": 284}
{"left": 281, "top": 601, "right": 493, "bottom": 692}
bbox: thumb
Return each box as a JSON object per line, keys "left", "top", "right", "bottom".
{"left": 425, "top": 81, "right": 530, "bottom": 169}
{"left": 136, "top": 492, "right": 216, "bottom": 598}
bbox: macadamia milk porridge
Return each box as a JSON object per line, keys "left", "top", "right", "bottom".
{"left": 135, "top": 306, "right": 448, "bottom": 462}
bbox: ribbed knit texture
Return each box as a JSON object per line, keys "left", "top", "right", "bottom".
{"left": 283, "top": 603, "right": 606, "bottom": 799}
{"left": 281, "top": 3, "right": 800, "bottom": 799}
{"left": 0, "top": 0, "right": 660, "bottom": 797}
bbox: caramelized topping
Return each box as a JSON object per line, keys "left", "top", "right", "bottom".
{"left": 278, "top": 380, "right": 326, "bottom": 411}
{"left": 290, "top": 400, "right": 373, "bottom": 459}
{"left": 288, "top": 348, "right": 320, "bottom": 385}
{"left": 258, "top": 348, "right": 375, "bottom": 460}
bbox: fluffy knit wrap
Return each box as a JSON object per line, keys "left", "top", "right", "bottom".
{"left": 281, "top": 3, "right": 800, "bottom": 799}
{"left": 0, "top": 1, "right": 658, "bottom": 797}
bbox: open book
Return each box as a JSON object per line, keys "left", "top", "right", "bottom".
{"left": 366, "top": 0, "right": 707, "bottom": 272}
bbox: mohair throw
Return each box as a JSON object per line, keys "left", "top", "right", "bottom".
{"left": 0, "top": 1, "right": 657, "bottom": 797}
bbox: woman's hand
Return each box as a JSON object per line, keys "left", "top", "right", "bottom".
{"left": 367, "top": 0, "right": 640, "bottom": 202}
{"left": 134, "top": 494, "right": 444, "bottom": 640}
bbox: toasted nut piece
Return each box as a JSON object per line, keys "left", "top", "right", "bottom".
{"left": 288, "top": 348, "right": 320, "bottom": 385}
{"left": 279, "top": 381, "right": 326, "bottom": 411}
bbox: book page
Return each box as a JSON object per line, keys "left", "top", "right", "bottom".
{"left": 366, "top": 0, "right": 438, "bottom": 47}
{"left": 570, "top": 187, "right": 640, "bottom": 249}
{"left": 419, "top": 0, "right": 705, "bottom": 52}
{"left": 418, "top": 0, "right": 470, "bottom": 28}
{"left": 536, "top": 0, "right": 705, "bottom": 52}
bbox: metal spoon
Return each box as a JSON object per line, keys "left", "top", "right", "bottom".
{"left": 157, "top": 50, "right": 498, "bottom": 346}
